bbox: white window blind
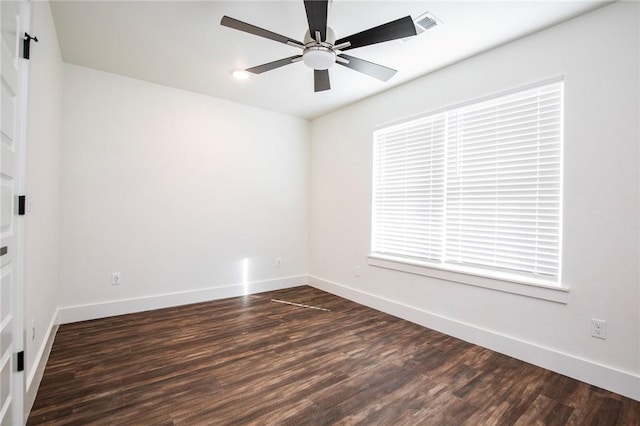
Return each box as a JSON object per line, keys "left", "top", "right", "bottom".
{"left": 372, "top": 81, "right": 563, "bottom": 284}
{"left": 372, "top": 113, "right": 446, "bottom": 261}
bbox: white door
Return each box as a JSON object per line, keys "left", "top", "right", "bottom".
{"left": 0, "top": 1, "right": 27, "bottom": 425}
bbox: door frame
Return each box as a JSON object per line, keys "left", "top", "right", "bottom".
{"left": 11, "top": 1, "right": 30, "bottom": 424}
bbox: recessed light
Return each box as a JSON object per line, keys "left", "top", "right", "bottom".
{"left": 232, "top": 69, "right": 250, "bottom": 80}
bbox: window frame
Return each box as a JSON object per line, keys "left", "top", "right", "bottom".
{"left": 369, "top": 78, "right": 568, "bottom": 302}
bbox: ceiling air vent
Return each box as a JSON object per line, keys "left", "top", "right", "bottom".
{"left": 414, "top": 12, "right": 441, "bottom": 35}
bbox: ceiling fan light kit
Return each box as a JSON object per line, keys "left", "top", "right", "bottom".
{"left": 221, "top": 0, "right": 417, "bottom": 92}
{"left": 302, "top": 27, "right": 337, "bottom": 70}
{"left": 303, "top": 48, "right": 336, "bottom": 70}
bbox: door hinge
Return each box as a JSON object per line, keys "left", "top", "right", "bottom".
{"left": 23, "top": 33, "right": 38, "bottom": 60}
{"left": 18, "top": 195, "right": 26, "bottom": 215}
{"left": 17, "top": 351, "right": 24, "bottom": 372}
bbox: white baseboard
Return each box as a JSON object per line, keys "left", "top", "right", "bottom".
{"left": 57, "top": 275, "right": 308, "bottom": 324}
{"left": 308, "top": 275, "right": 640, "bottom": 402}
{"left": 25, "top": 310, "right": 59, "bottom": 420}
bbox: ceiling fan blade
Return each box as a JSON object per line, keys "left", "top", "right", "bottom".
{"left": 246, "top": 55, "right": 303, "bottom": 74}
{"left": 337, "top": 54, "right": 397, "bottom": 81}
{"left": 304, "top": 0, "right": 328, "bottom": 41}
{"left": 314, "top": 69, "right": 330, "bottom": 92}
{"left": 335, "top": 16, "right": 417, "bottom": 51}
{"left": 221, "top": 16, "right": 304, "bottom": 47}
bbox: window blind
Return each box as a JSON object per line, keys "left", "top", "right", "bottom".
{"left": 372, "top": 81, "right": 563, "bottom": 283}
{"left": 372, "top": 113, "right": 446, "bottom": 261}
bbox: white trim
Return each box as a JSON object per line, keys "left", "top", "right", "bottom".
{"left": 25, "top": 311, "right": 58, "bottom": 390}
{"left": 11, "top": 2, "right": 32, "bottom": 424}
{"left": 308, "top": 275, "right": 640, "bottom": 402}
{"left": 57, "top": 275, "right": 308, "bottom": 324}
{"left": 24, "top": 310, "right": 58, "bottom": 420}
{"left": 368, "top": 254, "right": 569, "bottom": 304}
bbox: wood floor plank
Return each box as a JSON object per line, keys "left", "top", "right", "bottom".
{"left": 514, "top": 394, "right": 574, "bottom": 426}
{"left": 28, "top": 286, "right": 640, "bottom": 425}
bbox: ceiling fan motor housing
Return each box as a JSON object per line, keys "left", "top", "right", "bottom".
{"left": 303, "top": 27, "right": 336, "bottom": 70}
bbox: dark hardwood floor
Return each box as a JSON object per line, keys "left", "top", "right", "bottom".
{"left": 28, "top": 286, "right": 640, "bottom": 425}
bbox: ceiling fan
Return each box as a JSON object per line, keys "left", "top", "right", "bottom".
{"left": 220, "top": 0, "right": 417, "bottom": 92}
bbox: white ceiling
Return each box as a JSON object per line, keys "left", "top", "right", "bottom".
{"left": 50, "top": 0, "right": 610, "bottom": 120}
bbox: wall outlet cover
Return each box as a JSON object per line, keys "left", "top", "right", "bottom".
{"left": 591, "top": 318, "right": 607, "bottom": 339}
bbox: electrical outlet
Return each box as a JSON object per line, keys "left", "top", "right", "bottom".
{"left": 591, "top": 318, "right": 607, "bottom": 339}
{"left": 31, "top": 319, "right": 36, "bottom": 341}
{"left": 355, "top": 265, "right": 361, "bottom": 277}
{"left": 111, "top": 272, "right": 121, "bottom": 285}
{"left": 276, "top": 258, "right": 282, "bottom": 268}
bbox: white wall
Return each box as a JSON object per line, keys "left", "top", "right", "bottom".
{"left": 59, "top": 64, "right": 309, "bottom": 321}
{"left": 309, "top": 2, "right": 640, "bottom": 400}
{"left": 23, "top": 0, "right": 63, "bottom": 408}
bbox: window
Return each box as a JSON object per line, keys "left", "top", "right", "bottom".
{"left": 372, "top": 80, "right": 563, "bottom": 286}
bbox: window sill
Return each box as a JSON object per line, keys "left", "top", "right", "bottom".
{"left": 367, "top": 254, "right": 569, "bottom": 304}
